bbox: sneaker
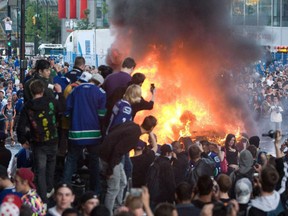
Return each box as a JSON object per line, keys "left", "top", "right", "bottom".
{"left": 47, "top": 188, "right": 54, "bottom": 199}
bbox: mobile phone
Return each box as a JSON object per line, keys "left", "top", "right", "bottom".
{"left": 150, "top": 83, "right": 155, "bottom": 93}
{"left": 130, "top": 188, "right": 142, "bottom": 197}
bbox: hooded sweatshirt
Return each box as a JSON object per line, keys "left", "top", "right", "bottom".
{"left": 238, "top": 150, "right": 254, "bottom": 174}
{"left": 248, "top": 191, "right": 284, "bottom": 215}
{"left": 229, "top": 150, "right": 255, "bottom": 198}
{"left": 17, "top": 94, "right": 65, "bottom": 144}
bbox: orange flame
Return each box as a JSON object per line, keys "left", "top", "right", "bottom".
{"left": 134, "top": 55, "right": 245, "bottom": 144}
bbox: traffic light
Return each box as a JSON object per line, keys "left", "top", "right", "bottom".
{"left": 6, "top": 33, "right": 11, "bottom": 47}
{"left": 6, "top": 32, "right": 11, "bottom": 56}
{"left": 32, "top": 16, "right": 36, "bottom": 25}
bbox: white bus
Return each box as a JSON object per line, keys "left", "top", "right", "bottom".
{"left": 38, "top": 44, "right": 64, "bottom": 57}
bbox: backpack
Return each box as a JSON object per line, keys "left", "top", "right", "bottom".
{"left": 186, "top": 158, "right": 216, "bottom": 187}
{"left": 146, "top": 157, "right": 160, "bottom": 199}
{"left": 230, "top": 168, "right": 254, "bottom": 199}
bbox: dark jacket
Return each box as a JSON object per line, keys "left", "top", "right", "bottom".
{"left": 65, "top": 67, "right": 83, "bottom": 83}
{"left": 17, "top": 94, "right": 65, "bottom": 144}
{"left": 148, "top": 156, "right": 176, "bottom": 205}
{"left": 131, "top": 97, "right": 154, "bottom": 119}
{"left": 0, "top": 146, "right": 11, "bottom": 168}
{"left": 24, "top": 73, "right": 54, "bottom": 102}
{"left": 173, "top": 151, "right": 189, "bottom": 185}
{"left": 99, "top": 122, "right": 142, "bottom": 175}
{"left": 186, "top": 157, "right": 216, "bottom": 187}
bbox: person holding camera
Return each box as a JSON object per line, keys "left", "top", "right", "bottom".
{"left": 247, "top": 165, "right": 285, "bottom": 216}
{"left": 24, "top": 59, "right": 56, "bottom": 102}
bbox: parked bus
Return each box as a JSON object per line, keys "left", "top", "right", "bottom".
{"left": 38, "top": 44, "right": 64, "bottom": 57}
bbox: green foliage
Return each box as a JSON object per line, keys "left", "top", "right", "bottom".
{"left": 25, "top": 1, "right": 61, "bottom": 44}
{"left": 74, "top": 9, "right": 96, "bottom": 30}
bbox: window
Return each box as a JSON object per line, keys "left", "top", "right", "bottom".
{"left": 259, "top": 0, "right": 272, "bottom": 26}
{"left": 272, "top": 0, "right": 280, "bottom": 26}
{"left": 245, "top": 1, "right": 257, "bottom": 25}
{"left": 283, "top": 0, "right": 288, "bottom": 26}
{"left": 232, "top": 0, "right": 245, "bottom": 25}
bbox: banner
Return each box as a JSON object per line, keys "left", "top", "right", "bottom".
{"left": 70, "top": 0, "right": 77, "bottom": 19}
{"left": 58, "top": 0, "right": 66, "bottom": 19}
{"left": 80, "top": 0, "right": 88, "bottom": 19}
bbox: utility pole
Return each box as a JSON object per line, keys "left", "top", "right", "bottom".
{"left": 46, "top": 2, "right": 49, "bottom": 42}
{"left": 34, "top": 0, "right": 39, "bottom": 56}
{"left": 20, "top": 0, "right": 27, "bottom": 84}
{"left": 6, "top": 1, "right": 11, "bottom": 58}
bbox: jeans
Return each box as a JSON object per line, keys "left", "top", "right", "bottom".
{"left": 101, "top": 160, "right": 127, "bottom": 215}
{"left": 32, "top": 140, "right": 58, "bottom": 204}
{"left": 270, "top": 121, "right": 282, "bottom": 131}
{"left": 62, "top": 142, "right": 101, "bottom": 194}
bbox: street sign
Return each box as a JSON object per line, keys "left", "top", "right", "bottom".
{"left": 3, "top": 18, "right": 12, "bottom": 31}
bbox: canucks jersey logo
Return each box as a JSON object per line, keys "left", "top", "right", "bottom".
{"left": 123, "top": 106, "right": 132, "bottom": 115}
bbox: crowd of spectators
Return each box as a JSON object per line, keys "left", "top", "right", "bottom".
{"left": 0, "top": 54, "right": 286, "bottom": 216}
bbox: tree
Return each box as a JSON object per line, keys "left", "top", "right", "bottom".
{"left": 74, "top": 9, "right": 96, "bottom": 30}
{"left": 25, "top": 1, "right": 61, "bottom": 44}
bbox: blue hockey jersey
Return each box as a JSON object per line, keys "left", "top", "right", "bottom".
{"left": 106, "top": 99, "right": 132, "bottom": 133}
{"left": 66, "top": 83, "right": 106, "bottom": 145}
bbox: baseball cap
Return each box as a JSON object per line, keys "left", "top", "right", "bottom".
{"left": 54, "top": 183, "right": 74, "bottom": 194}
{"left": 160, "top": 144, "right": 173, "bottom": 155}
{"left": 91, "top": 73, "right": 104, "bottom": 85}
{"left": 79, "top": 71, "right": 92, "bottom": 83}
{"left": 0, "top": 194, "right": 22, "bottom": 216}
{"left": 16, "top": 168, "right": 36, "bottom": 189}
{"left": 235, "top": 178, "right": 252, "bottom": 204}
{"left": 80, "top": 191, "right": 98, "bottom": 205}
{"left": 0, "top": 89, "right": 5, "bottom": 96}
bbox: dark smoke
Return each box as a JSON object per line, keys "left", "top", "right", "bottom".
{"left": 108, "top": 0, "right": 262, "bottom": 136}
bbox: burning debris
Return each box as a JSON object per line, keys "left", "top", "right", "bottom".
{"left": 108, "top": 0, "right": 261, "bottom": 143}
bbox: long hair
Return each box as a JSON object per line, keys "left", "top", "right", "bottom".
{"left": 224, "top": 133, "right": 236, "bottom": 150}
{"left": 123, "top": 84, "right": 141, "bottom": 104}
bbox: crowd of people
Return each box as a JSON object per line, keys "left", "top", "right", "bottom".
{"left": 0, "top": 54, "right": 286, "bottom": 216}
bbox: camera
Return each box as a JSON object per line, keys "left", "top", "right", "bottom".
{"left": 130, "top": 188, "right": 142, "bottom": 197}
{"left": 48, "top": 84, "right": 55, "bottom": 90}
{"left": 262, "top": 130, "right": 276, "bottom": 138}
{"left": 150, "top": 83, "right": 155, "bottom": 93}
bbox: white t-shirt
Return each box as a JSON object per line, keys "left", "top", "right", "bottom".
{"left": 48, "top": 206, "right": 61, "bottom": 216}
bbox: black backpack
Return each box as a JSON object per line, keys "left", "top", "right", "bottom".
{"left": 230, "top": 168, "right": 254, "bottom": 199}
{"left": 146, "top": 157, "right": 160, "bottom": 199}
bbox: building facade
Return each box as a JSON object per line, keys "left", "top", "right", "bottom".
{"left": 232, "top": 0, "right": 288, "bottom": 48}
{"left": 60, "top": 0, "right": 109, "bottom": 44}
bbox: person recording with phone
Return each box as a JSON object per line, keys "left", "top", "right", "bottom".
{"left": 24, "top": 59, "right": 60, "bottom": 102}
{"left": 131, "top": 81, "right": 156, "bottom": 119}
